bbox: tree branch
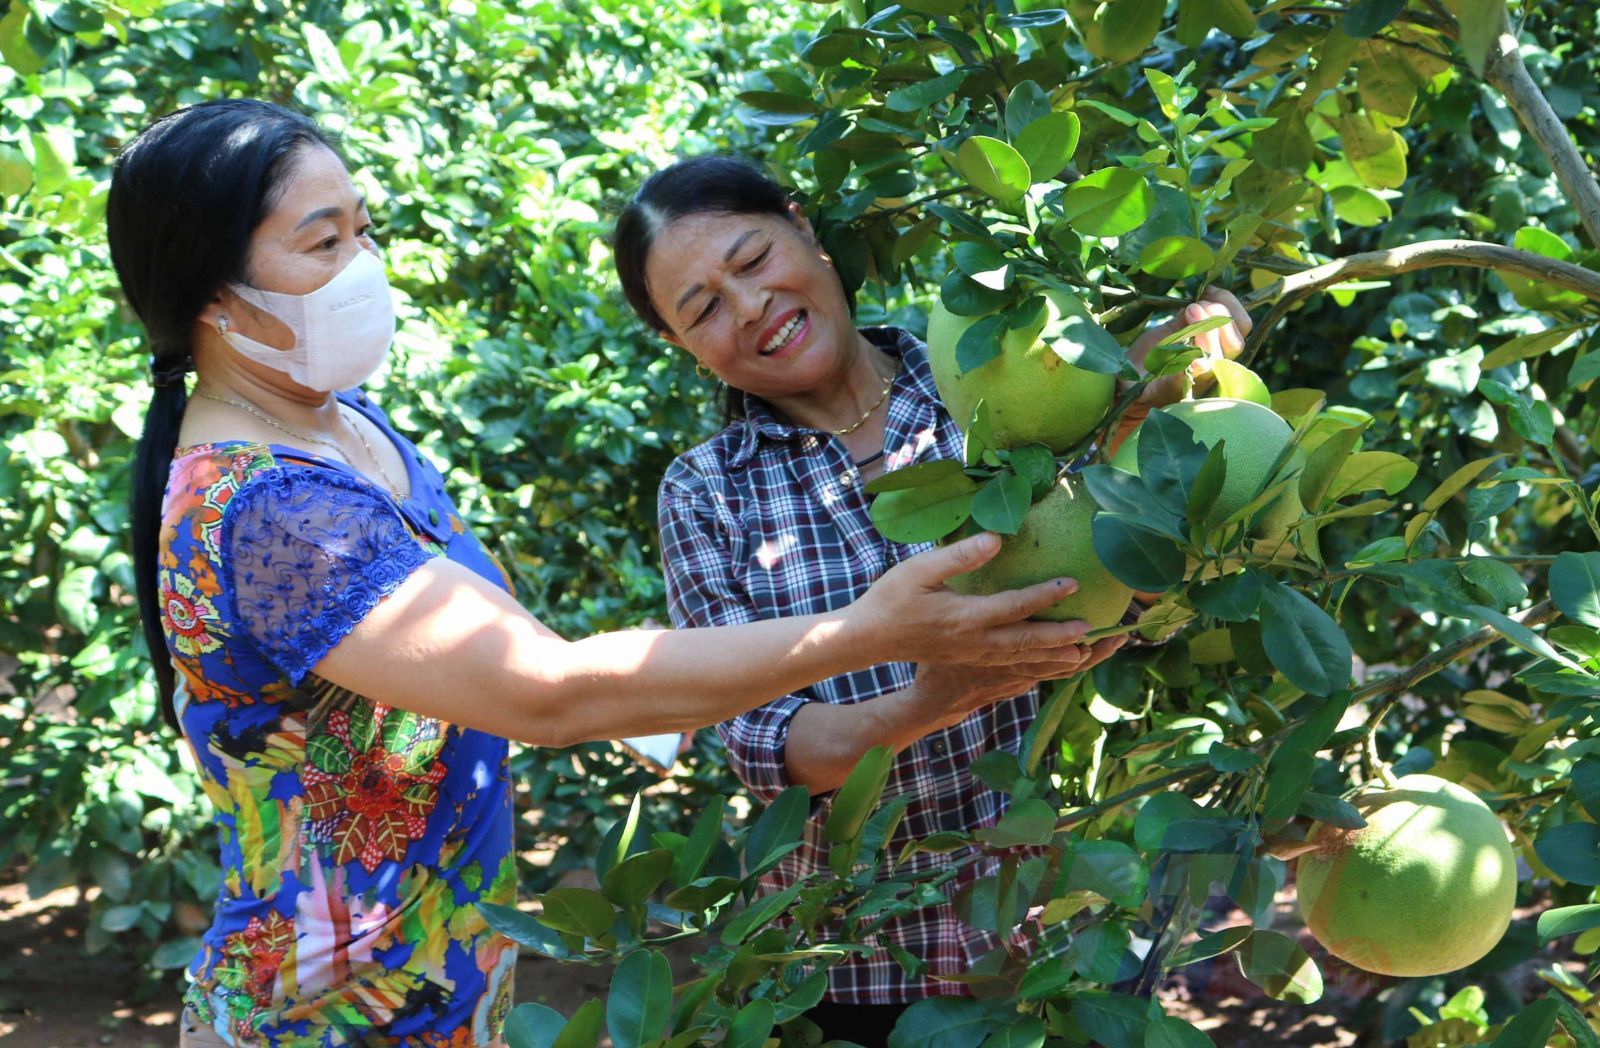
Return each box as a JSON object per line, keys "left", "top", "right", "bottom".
{"left": 1481, "top": 8, "right": 1600, "bottom": 249}
{"left": 1237, "top": 239, "right": 1600, "bottom": 362}
{"left": 1350, "top": 599, "right": 1560, "bottom": 705}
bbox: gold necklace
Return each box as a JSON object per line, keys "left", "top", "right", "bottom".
{"left": 832, "top": 368, "right": 896, "bottom": 436}
{"left": 193, "top": 390, "right": 402, "bottom": 497}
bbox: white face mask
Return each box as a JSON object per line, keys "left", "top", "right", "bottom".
{"left": 222, "top": 249, "right": 396, "bottom": 392}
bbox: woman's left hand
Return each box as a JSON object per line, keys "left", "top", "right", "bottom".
{"left": 1109, "top": 286, "right": 1253, "bottom": 456}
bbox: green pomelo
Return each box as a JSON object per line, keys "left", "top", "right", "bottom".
{"left": 1112, "top": 397, "right": 1303, "bottom": 535}
{"left": 946, "top": 474, "right": 1133, "bottom": 628}
{"left": 926, "top": 290, "right": 1117, "bottom": 453}
{"left": 1296, "top": 774, "right": 1517, "bottom": 978}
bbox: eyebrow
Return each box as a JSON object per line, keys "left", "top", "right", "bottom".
{"left": 673, "top": 229, "right": 762, "bottom": 316}
{"left": 296, "top": 197, "right": 367, "bottom": 232}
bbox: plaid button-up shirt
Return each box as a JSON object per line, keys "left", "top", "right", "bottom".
{"left": 658, "top": 327, "right": 1039, "bottom": 1004}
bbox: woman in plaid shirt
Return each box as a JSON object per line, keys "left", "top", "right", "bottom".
{"left": 614, "top": 157, "right": 1255, "bottom": 1041}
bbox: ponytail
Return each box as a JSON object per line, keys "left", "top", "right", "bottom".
{"left": 132, "top": 368, "right": 189, "bottom": 728}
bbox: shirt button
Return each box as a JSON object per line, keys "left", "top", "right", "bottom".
{"left": 840, "top": 468, "right": 858, "bottom": 487}
{"left": 931, "top": 739, "right": 948, "bottom": 757}
{"left": 414, "top": 451, "right": 426, "bottom": 465}
{"left": 428, "top": 508, "right": 440, "bottom": 526}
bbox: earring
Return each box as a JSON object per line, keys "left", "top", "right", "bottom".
{"left": 819, "top": 251, "right": 833, "bottom": 266}
{"left": 695, "top": 363, "right": 715, "bottom": 381}
{"left": 217, "top": 315, "right": 231, "bottom": 334}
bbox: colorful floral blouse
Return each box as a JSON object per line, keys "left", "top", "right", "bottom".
{"left": 161, "top": 391, "right": 517, "bottom": 1046}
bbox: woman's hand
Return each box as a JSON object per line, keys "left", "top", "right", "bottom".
{"left": 1110, "top": 286, "right": 1253, "bottom": 456}
{"left": 847, "top": 531, "right": 1096, "bottom": 668}
{"left": 907, "top": 633, "right": 1128, "bottom": 735}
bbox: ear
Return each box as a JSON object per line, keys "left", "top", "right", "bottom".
{"left": 196, "top": 287, "right": 233, "bottom": 330}
{"left": 660, "top": 329, "right": 687, "bottom": 351}
{"left": 785, "top": 201, "right": 818, "bottom": 244}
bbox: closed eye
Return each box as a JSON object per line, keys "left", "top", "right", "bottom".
{"left": 741, "top": 248, "right": 770, "bottom": 272}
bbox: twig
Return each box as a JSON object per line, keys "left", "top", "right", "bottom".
{"left": 1350, "top": 599, "right": 1560, "bottom": 706}
{"left": 1482, "top": 8, "right": 1600, "bottom": 248}
{"left": 1237, "top": 240, "right": 1600, "bottom": 363}
{"left": 1056, "top": 767, "right": 1213, "bottom": 832}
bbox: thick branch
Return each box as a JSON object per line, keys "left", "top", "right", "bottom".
{"left": 1482, "top": 10, "right": 1600, "bottom": 249}
{"left": 1351, "top": 599, "right": 1560, "bottom": 705}
{"left": 1238, "top": 239, "right": 1600, "bottom": 362}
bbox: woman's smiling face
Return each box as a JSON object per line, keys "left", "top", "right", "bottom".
{"left": 644, "top": 208, "right": 856, "bottom": 399}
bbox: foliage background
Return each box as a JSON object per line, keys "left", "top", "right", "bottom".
{"left": 3, "top": 0, "right": 1600, "bottom": 1042}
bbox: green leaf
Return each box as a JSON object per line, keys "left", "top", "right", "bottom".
{"left": 607, "top": 950, "right": 674, "bottom": 1048}
{"left": 1488, "top": 997, "right": 1559, "bottom": 1048}
{"left": 1325, "top": 451, "right": 1416, "bottom": 503}
{"left": 725, "top": 999, "right": 776, "bottom": 1048}
{"left": 744, "top": 786, "right": 811, "bottom": 876}
{"left": 869, "top": 471, "right": 978, "bottom": 543}
{"left": 974, "top": 798, "right": 1058, "bottom": 847}
{"left": 1049, "top": 305, "right": 1129, "bottom": 375}
{"left": 953, "top": 136, "right": 1031, "bottom": 204}
{"left": 1069, "top": 993, "right": 1149, "bottom": 1048}
{"left": 1297, "top": 792, "right": 1366, "bottom": 829}
{"left": 1537, "top": 904, "right": 1600, "bottom": 945}
{"left": 1465, "top": 603, "right": 1584, "bottom": 671}
{"left": 979, "top": 1016, "right": 1046, "bottom": 1048}
{"left": 1209, "top": 359, "right": 1271, "bottom": 406}
{"left": 151, "top": 936, "right": 202, "bottom": 970}
{"left": 888, "top": 997, "right": 1001, "bottom": 1048}
{"left": 866, "top": 458, "right": 966, "bottom": 495}
{"left": 720, "top": 882, "right": 805, "bottom": 945}
{"left": 825, "top": 744, "right": 895, "bottom": 845}
{"left": 971, "top": 471, "right": 1034, "bottom": 535}
{"left": 505, "top": 1003, "right": 568, "bottom": 1048}
{"left": 1061, "top": 168, "right": 1156, "bottom": 238}
{"left": 672, "top": 796, "right": 725, "bottom": 888}
{"left": 941, "top": 270, "right": 1010, "bottom": 316}
{"left": 1188, "top": 443, "right": 1228, "bottom": 526}
{"left": 957, "top": 313, "right": 1009, "bottom": 373}
{"left": 1329, "top": 185, "right": 1392, "bottom": 227}
{"left": 1458, "top": 0, "right": 1505, "bottom": 77}
{"left": 1138, "top": 236, "right": 1215, "bottom": 279}
{"left": 535, "top": 888, "right": 616, "bottom": 940}
{"left": 1133, "top": 792, "right": 1207, "bottom": 852}
{"left": 1502, "top": 227, "right": 1587, "bottom": 310}
{"left": 1343, "top": 0, "right": 1406, "bottom": 37}
{"left": 1555, "top": 998, "right": 1600, "bottom": 1048}
{"left": 1572, "top": 758, "right": 1600, "bottom": 820}
{"left": 601, "top": 848, "right": 673, "bottom": 908}
{"left": 1329, "top": 115, "right": 1407, "bottom": 189}
{"left": 1137, "top": 410, "right": 1211, "bottom": 520}
{"left": 1062, "top": 839, "right": 1149, "bottom": 908}
{"left": 1237, "top": 930, "right": 1323, "bottom": 1004}
{"left": 1014, "top": 111, "right": 1081, "bottom": 184}
{"left": 1552, "top": 552, "right": 1600, "bottom": 628}
{"left": 553, "top": 1001, "right": 604, "bottom": 1048}
{"left": 0, "top": 143, "right": 32, "bottom": 197}
{"left": 887, "top": 69, "right": 970, "bottom": 112}
{"left": 1009, "top": 444, "right": 1057, "bottom": 499}
{"left": 737, "top": 91, "right": 821, "bottom": 116}
{"left": 1164, "top": 925, "right": 1253, "bottom": 967}
{"left": 1481, "top": 325, "right": 1582, "bottom": 370}
{"left": 480, "top": 902, "right": 570, "bottom": 958}
{"left": 662, "top": 875, "right": 739, "bottom": 913}
{"left": 1189, "top": 573, "right": 1262, "bottom": 621}
{"left": 1534, "top": 823, "right": 1600, "bottom": 885}
{"left": 0, "top": 4, "right": 45, "bottom": 76}
{"left": 55, "top": 565, "right": 100, "bottom": 634}
{"left": 1092, "top": 513, "right": 1187, "bottom": 591}
{"left": 1005, "top": 81, "right": 1054, "bottom": 142}
{"left": 1144, "top": 1014, "right": 1215, "bottom": 1048}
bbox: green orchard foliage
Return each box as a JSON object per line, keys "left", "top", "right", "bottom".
{"left": 488, "top": 1, "right": 1600, "bottom": 1045}
{"left": 0, "top": 0, "right": 800, "bottom": 977}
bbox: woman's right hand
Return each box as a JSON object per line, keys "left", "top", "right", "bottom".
{"left": 847, "top": 531, "right": 1093, "bottom": 668}
{"left": 908, "top": 632, "right": 1126, "bottom": 735}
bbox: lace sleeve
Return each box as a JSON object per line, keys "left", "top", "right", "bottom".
{"left": 220, "top": 466, "right": 435, "bottom": 685}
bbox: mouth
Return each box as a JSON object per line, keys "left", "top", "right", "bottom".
{"left": 758, "top": 310, "right": 808, "bottom": 357}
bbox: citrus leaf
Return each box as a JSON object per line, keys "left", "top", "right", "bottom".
{"left": 607, "top": 949, "right": 674, "bottom": 1048}
{"left": 1014, "top": 111, "right": 1080, "bottom": 184}
{"left": 1061, "top": 168, "right": 1156, "bottom": 237}
{"left": 869, "top": 471, "right": 978, "bottom": 543}
{"left": 1552, "top": 552, "right": 1600, "bottom": 628}
{"left": 887, "top": 69, "right": 970, "bottom": 112}
{"left": 971, "top": 471, "right": 1034, "bottom": 535}
{"left": 953, "top": 135, "right": 1031, "bottom": 203}
{"left": 1237, "top": 929, "right": 1323, "bottom": 1003}
{"left": 1537, "top": 904, "right": 1600, "bottom": 945}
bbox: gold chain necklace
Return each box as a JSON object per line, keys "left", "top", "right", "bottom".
{"left": 831, "top": 367, "right": 896, "bottom": 436}
{"left": 193, "top": 390, "right": 402, "bottom": 497}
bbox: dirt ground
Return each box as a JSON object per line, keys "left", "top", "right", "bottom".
{"left": 0, "top": 877, "right": 1572, "bottom": 1048}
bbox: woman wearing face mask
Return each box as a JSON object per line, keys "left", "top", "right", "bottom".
{"left": 613, "top": 156, "right": 1252, "bottom": 1040}
{"left": 113, "top": 102, "right": 1094, "bottom": 1047}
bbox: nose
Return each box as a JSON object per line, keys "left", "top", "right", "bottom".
{"left": 728, "top": 278, "right": 770, "bottom": 330}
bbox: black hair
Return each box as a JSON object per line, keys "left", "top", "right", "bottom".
{"left": 107, "top": 98, "right": 340, "bottom": 728}
{"left": 614, "top": 156, "right": 849, "bottom": 422}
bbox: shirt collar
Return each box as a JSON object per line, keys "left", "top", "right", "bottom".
{"left": 727, "top": 327, "right": 937, "bottom": 469}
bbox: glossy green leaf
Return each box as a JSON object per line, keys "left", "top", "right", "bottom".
{"left": 672, "top": 795, "right": 726, "bottom": 888}
{"left": 974, "top": 798, "right": 1057, "bottom": 847}
{"left": 607, "top": 950, "right": 674, "bottom": 1048}
{"left": 1092, "top": 513, "right": 1187, "bottom": 591}
{"left": 1062, "top": 839, "right": 1149, "bottom": 908}
{"left": 1534, "top": 823, "right": 1600, "bottom": 885}
{"left": 971, "top": 471, "right": 1033, "bottom": 535}
{"left": 1237, "top": 929, "right": 1323, "bottom": 1003}
{"left": 953, "top": 135, "right": 1031, "bottom": 203}
{"left": 888, "top": 69, "right": 970, "bottom": 112}
{"left": 744, "top": 785, "right": 811, "bottom": 876}
{"left": 601, "top": 848, "right": 673, "bottom": 908}
{"left": 1014, "top": 111, "right": 1081, "bottom": 184}
{"left": 505, "top": 1003, "right": 568, "bottom": 1048}
{"left": 1537, "top": 904, "right": 1600, "bottom": 945}
{"left": 1488, "top": 997, "right": 1559, "bottom": 1048}
{"left": 825, "top": 744, "right": 895, "bottom": 845}
{"left": 724, "top": 999, "right": 776, "bottom": 1048}
{"left": 534, "top": 887, "right": 616, "bottom": 940}
{"left": 1552, "top": 552, "right": 1600, "bottom": 628}
{"left": 866, "top": 458, "right": 966, "bottom": 495}
{"left": 1138, "top": 236, "right": 1215, "bottom": 279}
{"left": 1061, "top": 168, "right": 1156, "bottom": 237}
{"left": 869, "top": 471, "right": 979, "bottom": 543}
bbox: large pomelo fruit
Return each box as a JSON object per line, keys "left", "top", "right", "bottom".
{"left": 1296, "top": 774, "right": 1517, "bottom": 978}
{"left": 1111, "top": 398, "right": 1302, "bottom": 535}
{"left": 926, "top": 290, "right": 1116, "bottom": 453}
{"left": 946, "top": 475, "right": 1133, "bottom": 628}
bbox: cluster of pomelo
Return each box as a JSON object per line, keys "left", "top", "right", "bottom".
{"left": 909, "top": 289, "right": 1517, "bottom": 980}
{"left": 924, "top": 290, "right": 1301, "bottom": 628}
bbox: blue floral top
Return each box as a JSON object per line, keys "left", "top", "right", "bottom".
{"left": 161, "top": 391, "right": 517, "bottom": 1046}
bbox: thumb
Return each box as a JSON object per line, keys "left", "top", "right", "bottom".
{"left": 909, "top": 532, "right": 1000, "bottom": 587}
